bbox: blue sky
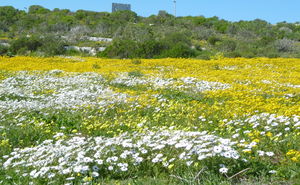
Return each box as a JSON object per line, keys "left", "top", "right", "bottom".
{"left": 0, "top": 0, "right": 299, "bottom": 23}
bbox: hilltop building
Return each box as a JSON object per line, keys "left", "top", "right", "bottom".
{"left": 158, "top": 10, "right": 168, "bottom": 16}
{"left": 112, "top": 3, "right": 131, "bottom": 12}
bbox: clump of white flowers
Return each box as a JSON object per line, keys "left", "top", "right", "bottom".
{"left": 0, "top": 71, "right": 128, "bottom": 116}
{"left": 4, "top": 128, "right": 240, "bottom": 181}
{"left": 111, "top": 73, "right": 231, "bottom": 92}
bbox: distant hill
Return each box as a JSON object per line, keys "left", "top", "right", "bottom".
{"left": 1, "top": 5, "right": 300, "bottom": 58}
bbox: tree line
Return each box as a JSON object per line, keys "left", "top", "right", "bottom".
{"left": 1, "top": 5, "right": 300, "bottom": 58}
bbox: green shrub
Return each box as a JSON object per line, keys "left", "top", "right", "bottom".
{"left": 9, "top": 35, "right": 66, "bottom": 56}
{"left": 239, "top": 51, "right": 256, "bottom": 58}
{"left": 137, "top": 40, "right": 164, "bottom": 58}
{"left": 16, "top": 47, "right": 29, "bottom": 55}
{"left": 159, "top": 43, "right": 196, "bottom": 58}
{"left": 217, "top": 39, "right": 237, "bottom": 52}
{"left": 65, "top": 49, "right": 81, "bottom": 56}
{"left": 10, "top": 36, "right": 42, "bottom": 54}
{"left": 39, "top": 35, "right": 66, "bottom": 56}
{"left": 0, "top": 45, "right": 8, "bottom": 55}
{"left": 161, "top": 32, "right": 192, "bottom": 47}
{"left": 196, "top": 50, "right": 214, "bottom": 60}
{"left": 266, "top": 52, "right": 280, "bottom": 58}
{"left": 225, "top": 51, "right": 242, "bottom": 58}
{"left": 99, "top": 39, "right": 139, "bottom": 59}
{"left": 208, "top": 36, "right": 221, "bottom": 45}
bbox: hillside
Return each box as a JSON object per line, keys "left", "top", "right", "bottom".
{"left": 1, "top": 5, "right": 300, "bottom": 58}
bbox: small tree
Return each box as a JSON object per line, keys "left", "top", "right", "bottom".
{"left": 159, "top": 43, "right": 196, "bottom": 58}
{"left": 99, "top": 39, "right": 139, "bottom": 58}
{"left": 28, "top": 5, "right": 50, "bottom": 14}
{"left": 275, "top": 38, "right": 295, "bottom": 52}
{"left": 216, "top": 39, "right": 237, "bottom": 52}
{"left": 0, "top": 45, "right": 8, "bottom": 55}
{"left": 9, "top": 36, "right": 42, "bottom": 54}
{"left": 39, "top": 35, "right": 66, "bottom": 56}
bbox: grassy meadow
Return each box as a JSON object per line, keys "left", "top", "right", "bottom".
{"left": 0, "top": 56, "right": 299, "bottom": 184}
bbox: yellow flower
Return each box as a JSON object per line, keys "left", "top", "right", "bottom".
{"left": 266, "top": 132, "right": 273, "bottom": 137}
{"left": 252, "top": 139, "right": 260, "bottom": 143}
{"left": 168, "top": 164, "right": 174, "bottom": 169}
{"left": 83, "top": 176, "right": 92, "bottom": 182}
{"left": 45, "top": 129, "right": 51, "bottom": 134}
{"left": 291, "top": 157, "right": 298, "bottom": 162}
{"left": 286, "top": 149, "right": 297, "bottom": 156}
{"left": 243, "top": 149, "right": 252, "bottom": 154}
{"left": 0, "top": 139, "right": 10, "bottom": 147}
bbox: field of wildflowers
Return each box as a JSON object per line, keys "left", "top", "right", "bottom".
{"left": 0, "top": 56, "right": 299, "bottom": 184}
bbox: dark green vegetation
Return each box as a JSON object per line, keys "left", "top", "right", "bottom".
{"left": 0, "top": 5, "right": 300, "bottom": 58}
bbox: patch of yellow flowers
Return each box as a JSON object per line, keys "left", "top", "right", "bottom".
{"left": 0, "top": 56, "right": 299, "bottom": 118}
{"left": 286, "top": 149, "right": 300, "bottom": 162}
